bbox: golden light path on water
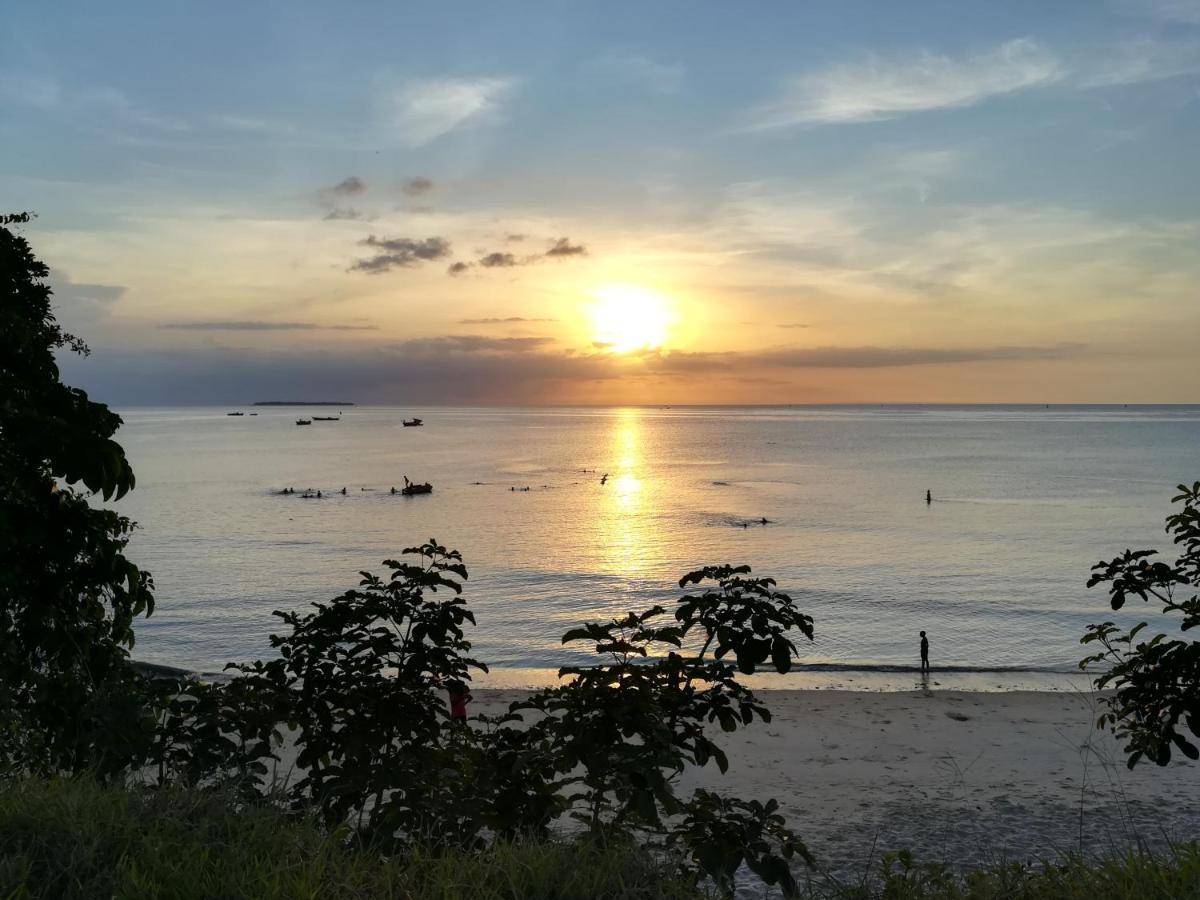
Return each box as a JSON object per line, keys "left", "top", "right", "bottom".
{"left": 598, "top": 408, "right": 648, "bottom": 580}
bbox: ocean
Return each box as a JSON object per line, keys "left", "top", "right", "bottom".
{"left": 113, "top": 405, "right": 1200, "bottom": 690}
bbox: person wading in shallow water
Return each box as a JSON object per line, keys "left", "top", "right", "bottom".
{"left": 920, "top": 631, "right": 930, "bottom": 674}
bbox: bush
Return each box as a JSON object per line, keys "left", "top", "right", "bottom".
{"left": 1081, "top": 481, "right": 1200, "bottom": 768}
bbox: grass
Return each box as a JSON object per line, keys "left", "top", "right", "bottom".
{"left": 0, "top": 778, "right": 703, "bottom": 899}
{"left": 1, "top": 778, "right": 1197, "bottom": 899}
{"left": 805, "top": 847, "right": 1200, "bottom": 899}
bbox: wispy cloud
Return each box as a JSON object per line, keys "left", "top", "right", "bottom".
{"left": 590, "top": 51, "right": 684, "bottom": 94}
{"left": 161, "top": 321, "right": 377, "bottom": 331}
{"left": 1114, "top": 0, "right": 1200, "bottom": 24}
{"left": 459, "top": 316, "right": 558, "bottom": 324}
{"left": 402, "top": 176, "right": 434, "bottom": 196}
{"left": 750, "top": 38, "right": 1062, "bottom": 128}
{"left": 349, "top": 235, "right": 452, "bottom": 273}
{"left": 380, "top": 76, "right": 516, "bottom": 146}
{"left": 479, "top": 251, "right": 518, "bottom": 268}
{"left": 328, "top": 176, "right": 366, "bottom": 196}
{"left": 323, "top": 207, "right": 372, "bottom": 221}
{"left": 545, "top": 237, "right": 587, "bottom": 257}
{"left": 1077, "top": 37, "right": 1200, "bottom": 87}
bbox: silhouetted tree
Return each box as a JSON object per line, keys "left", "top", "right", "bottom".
{"left": 0, "top": 213, "right": 155, "bottom": 777}
{"left": 1081, "top": 481, "right": 1200, "bottom": 767}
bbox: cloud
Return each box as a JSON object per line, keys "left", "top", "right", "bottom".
{"left": 47, "top": 270, "right": 127, "bottom": 330}
{"left": 544, "top": 237, "right": 587, "bottom": 257}
{"left": 505, "top": 233, "right": 527, "bottom": 242}
{"left": 349, "top": 235, "right": 452, "bottom": 273}
{"left": 479, "top": 251, "right": 518, "bottom": 268}
{"left": 66, "top": 338, "right": 1096, "bottom": 406}
{"left": 402, "top": 176, "right": 434, "bottom": 196}
{"left": 591, "top": 51, "right": 684, "bottom": 95}
{"left": 329, "top": 176, "right": 366, "bottom": 196}
{"left": 49, "top": 271, "right": 126, "bottom": 307}
{"left": 1076, "top": 38, "right": 1200, "bottom": 87}
{"left": 398, "top": 335, "right": 554, "bottom": 354}
{"left": 458, "top": 317, "right": 557, "bottom": 324}
{"left": 753, "top": 343, "right": 1085, "bottom": 368}
{"left": 323, "top": 207, "right": 371, "bottom": 221}
{"left": 776, "top": 323, "right": 810, "bottom": 329}
{"left": 380, "top": 76, "right": 516, "bottom": 146}
{"left": 448, "top": 239, "right": 589, "bottom": 276}
{"left": 750, "top": 37, "right": 1062, "bottom": 128}
{"left": 160, "top": 321, "right": 377, "bottom": 331}
{"left": 1114, "top": 0, "right": 1200, "bottom": 24}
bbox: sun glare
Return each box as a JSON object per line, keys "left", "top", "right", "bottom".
{"left": 588, "top": 284, "right": 673, "bottom": 353}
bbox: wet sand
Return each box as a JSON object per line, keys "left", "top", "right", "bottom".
{"left": 469, "top": 688, "right": 1200, "bottom": 878}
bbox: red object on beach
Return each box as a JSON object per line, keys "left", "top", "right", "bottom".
{"left": 449, "top": 687, "right": 472, "bottom": 721}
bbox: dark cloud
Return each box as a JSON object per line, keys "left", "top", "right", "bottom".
{"left": 61, "top": 321, "right": 1088, "bottom": 406}
{"left": 479, "top": 252, "right": 518, "bottom": 268}
{"left": 545, "top": 237, "right": 587, "bottom": 257}
{"left": 323, "top": 207, "right": 369, "bottom": 221}
{"left": 329, "top": 176, "right": 366, "bottom": 196}
{"left": 49, "top": 271, "right": 126, "bottom": 307}
{"left": 398, "top": 335, "right": 554, "bottom": 354}
{"left": 160, "top": 321, "right": 379, "bottom": 332}
{"left": 458, "top": 316, "right": 557, "bottom": 324}
{"left": 636, "top": 343, "right": 1085, "bottom": 373}
{"left": 402, "top": 176, "right": 433, "bottom": 196}
{"left": 349, "top": 235, "right": 452, "bottom": 274}
{"left": 776, "top": 323, "right": 810, "bottom": 329}
{"left": 755, "top": 344, "right": 1084, "bottom": 368}
{"left": 452, "top": 238, "right": 588, "bottom": 276}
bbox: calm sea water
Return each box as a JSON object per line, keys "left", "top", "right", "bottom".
{"left": 114, "top": 405, "right": 1200, "bottom": 690}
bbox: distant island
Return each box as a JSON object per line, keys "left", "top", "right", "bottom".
{"left": 252, "top": 401, "right": 356, "bottom": 406}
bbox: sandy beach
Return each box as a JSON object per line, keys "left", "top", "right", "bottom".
{"left": 466, "top": 688, "right": 1200, "bottom": 879}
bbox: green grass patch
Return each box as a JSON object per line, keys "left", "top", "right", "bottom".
{"left": 0, "top": 778, "right": 703, "bottom": 899}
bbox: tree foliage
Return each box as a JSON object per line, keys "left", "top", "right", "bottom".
{"left": 0, "top": 213, "right": 155, "bottom": 778}
{"left": 1081, "top": 481, "right": 1200, "bottom": 768}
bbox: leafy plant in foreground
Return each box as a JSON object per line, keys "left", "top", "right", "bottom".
{"left": 507, "top": 563, "right": 816, "bottom": 895}
{"left": 0, "top": 212, "right": 155, "bottom": 779}
{"left": 230, "top": 540, "right": 488, "bottom": 842}
{"left": 1081, "top": 481, "right": 1200, "bottom": 767}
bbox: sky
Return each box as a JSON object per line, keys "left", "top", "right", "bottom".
{"left": 3, "top": 1, "right": 1199, "bottom": 405}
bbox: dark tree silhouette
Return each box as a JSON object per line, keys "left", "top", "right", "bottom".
{"left": 0, "top": 213, "right": 155, "bottom": 777}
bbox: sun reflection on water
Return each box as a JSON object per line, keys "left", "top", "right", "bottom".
{"left": 597, "top": 409, "right": 652, "bottom": 578}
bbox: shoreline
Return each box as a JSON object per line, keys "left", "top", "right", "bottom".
{"left": 469, "top": 688, "right": 1199, "bottom": 877}
{"left": 136, "top": 659, "right": 1197, "bottom": 876}
{"left": 140, "top": 659, "right": 1095, "bottom": 694}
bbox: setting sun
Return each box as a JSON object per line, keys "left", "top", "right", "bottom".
{"left": 588, "top": 284, "right": 673, "bottom": 353}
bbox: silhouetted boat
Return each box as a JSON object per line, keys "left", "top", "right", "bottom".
{"left": 402, "top": 418, "right": 423, "bottom": 427}
{"left": 226, "top": 412, "right": 244, "bottom": 416}
{"left": 401, "top": 478, "right": 432, "bottom": 495}
{"left": 295, "top": 418, "right": 312, "bottom": 426}
{"left": 313, "top": 416, "right": 340, "bottom": 421}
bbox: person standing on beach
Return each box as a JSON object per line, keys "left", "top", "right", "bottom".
{"left": 449, "top": 685, "right": 472, "bottom": 724}
{"left": 920, "top": 631, "right": 930, "bottom": 673}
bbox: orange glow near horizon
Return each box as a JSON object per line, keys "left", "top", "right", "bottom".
{"left": 588, "top": 284, "right": 674, "bottom": 353}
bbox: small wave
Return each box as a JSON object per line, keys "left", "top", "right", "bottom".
{"left": 788, "top": 663, "right": 1075, "bottom": 674}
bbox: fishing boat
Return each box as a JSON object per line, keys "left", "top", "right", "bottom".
{"left": 313, "top": 416, "right": 340, "bottom": 421}
{"left": 400, "top": 477, "right": 432, "bottom": 495}
{"left": 295, "top": 418, "right": 312, "bottom": 426}
{"left": 226, "top": 412, "right": 244, "bottom": 416}
{"left": 402, "top": 417, "right": 423, "bottom": 427}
